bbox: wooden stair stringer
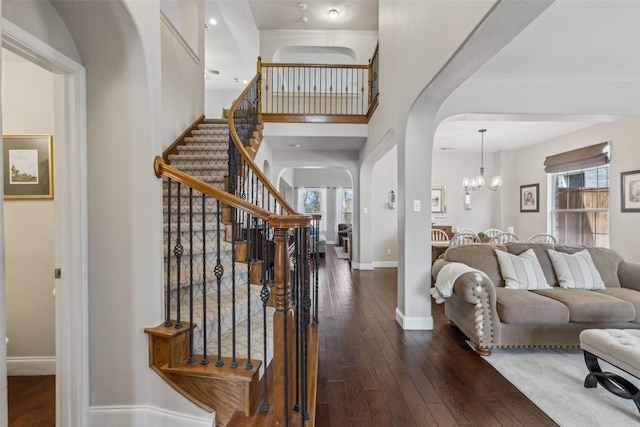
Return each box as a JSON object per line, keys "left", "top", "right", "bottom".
{"left": 225, "top": 323, "right": 320, "bottom": 427}
{"left": 145, "top": 322, "right": 269, "bottom": 427}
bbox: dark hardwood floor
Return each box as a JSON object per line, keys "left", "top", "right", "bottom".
{"left": 316, "top": 245, "right": 557, "bottom": 426}
{"left": 6, "top": 245, "right": 556, "bottom": 427}
{"left": 8, "top": 375, "right": 55, "bottom": 427}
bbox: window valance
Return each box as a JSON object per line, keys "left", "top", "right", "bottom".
{"left": 544, "top": 141, "right": 610, "bottom": 173}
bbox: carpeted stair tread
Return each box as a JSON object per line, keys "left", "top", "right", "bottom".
{"left": 168, "top": 153, "right": 228, "bottom": 162}
{"left": 174, "top": 283, "right": 268, "bottom": 349}
{"left": 202, "top": 118, "right": 228, "bottom": 124}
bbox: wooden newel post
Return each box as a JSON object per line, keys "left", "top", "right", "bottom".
{"left": 269, "top": 214, "right": 312, "bottom": 425}
{"left": 271, "top": 224, "right": 289, "bottom": 425}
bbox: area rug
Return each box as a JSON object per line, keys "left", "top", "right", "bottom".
{"left": 483, "top": 347, "right": 640, "bottom": 426}
{"left": 333, "top": 246, "right": 349, "bottom": 260}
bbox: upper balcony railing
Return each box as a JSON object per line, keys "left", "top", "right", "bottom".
{"left": 258, "top": 44, "right": 379, "bottom": 124}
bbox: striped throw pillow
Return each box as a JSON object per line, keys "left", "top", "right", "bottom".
{"left": 495, "top": 249, "right": 551, "bottom": 290}
{"left": 547, "top": 249, "right": 605, "bottom": 290}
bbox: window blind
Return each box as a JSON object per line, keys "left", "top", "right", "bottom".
{"left": 544, "top": 141, "right": 610, "bottom": 173}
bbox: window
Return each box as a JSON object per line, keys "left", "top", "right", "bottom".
{"left": 550, "top": 165, "right": 609, "bottom": 247}
{"left": 301, "top": 188, "right": 322, "bottom": 214}
{"left": 340, "top": 188, "right": 353, "bottom": 224}
{"left": 297, "top": 187, "right": 327, "bottom": 234}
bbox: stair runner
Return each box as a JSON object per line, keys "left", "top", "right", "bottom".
{"left": 164, "top": 118, "right": 273, "bottom": 376}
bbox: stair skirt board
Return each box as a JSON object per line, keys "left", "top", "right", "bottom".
{"left": 88, "top": 405, "right": 214, "bottom": 427}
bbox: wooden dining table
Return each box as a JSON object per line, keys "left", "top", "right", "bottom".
{"left": 431, "top": 240, "right": 450, "bottom": 264}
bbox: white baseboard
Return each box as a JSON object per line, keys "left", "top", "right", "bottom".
{"left": 352, "top": 262, "right": 373, "bottom": 270}
{"left": 373, "top": 261, "right": 398, "bottom": 268}
{"left": 7, "top": 356, "right": 56, "bottom": 375}
{"left": 395, "top": 308, "right": 433, "bottom": 330}
{"left": 88, "top": 405, "right": 214, "bottom": 427}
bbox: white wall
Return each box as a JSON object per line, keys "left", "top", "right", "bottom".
{"left": 260, "top": 29, "right": 378, "bottom": 64}
{"left": 371, "top": 146, "right": 397, "bottom": 266}
{"left": 205, "top": 88, "right": 244, "bottom": 120}
{"left": 161, "top": 2, "right": 204, "bottom": 149}
{"left": 430, "top": 150, "right": 497, "bottom": 233}
{"left": 47, "top": 0, "right": 214, "bottom": 423}
{"left": 506, "top": 122, "right": 640, "bottom": 261}
{"left": 2, "top": 49, "right": 55, "bottom": 373}
{"left": 362, "top": 0, "right": 497, "bottom": 329}
{"left": 3, "top": 0, "right": 81, "bottom": 64}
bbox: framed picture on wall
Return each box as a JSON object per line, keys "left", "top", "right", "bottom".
{"left": 520, "top": 183, "right": 539, "bottom": 213}
{"left": 3, "top": 135, "right": 54, "bottom": 199}
{"left": 621, "top": 169, "right": 640, "bottom": 212}
{"left": 431, "top": 184, "right": 446, "bottom": 217}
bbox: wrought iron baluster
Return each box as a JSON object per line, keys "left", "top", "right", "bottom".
{"left": 230, "top": 204, "right": 238, "bottom": 369}
{"left": 260, "top": 221, "right": 270, "bottom": 410}
{"left": 165, "top": 178, "right": 173, "bottom": 327}
{"left": 202, "top": 193, "right": 209, "bottom": 366}
{"left": 293, "top": 228, "right": 301, "bottom": 414}
{"left": 301, "top": 226, "right": 311, "bottom": 422}
{"left": 215, "top": 199, "right": 224, "bottom": 367}
{"left": 245, "top": 210, "right": 253, "bottom": 371}
{"left": 174, "top": 183, "right": 184, "bottom": 329}
{"left": 282, "top": 227, "right": 290, "bottom": 427}
{"left": 188, "top": 187, "right": 195, "bottom": 363}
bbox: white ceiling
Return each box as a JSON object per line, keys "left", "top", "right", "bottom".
{"left": 249, "top": 0, "right": 378, "bottom": 31}
{"left": 203, "top": 1, "right": 640, "bottom": 153}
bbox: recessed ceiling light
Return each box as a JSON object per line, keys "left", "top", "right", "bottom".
{"left": 242, "top": 79, "right": 248, "bottom": 84}
{"left": 440, "top": 147, "right": 456, "bottom": 151}
{"left": 208, "top": 18, "right": 217, "bottom": 26}
{"left": 288, "top": 143, "right": 301, "bottom": 148}
{"left": 299, "top": 3, "right": 307, "bottom": 10}
{"left": 301, "top": 17, "right": 308, "bottom": 23}
{"left": 328, "top": 9, "right": 339, "bottom": 20}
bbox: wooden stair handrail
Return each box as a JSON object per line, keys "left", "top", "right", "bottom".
{"left": 227, "top": 74, "right": 299, "bottom": 215}
{"left": 155, "top": 156, "right": 311, "bottom": 227}
{"left": 162, "top": 114, "right": 205, "bottom": 163}
{"left": 260, "top": 61, "right": 369, "bottom": 70}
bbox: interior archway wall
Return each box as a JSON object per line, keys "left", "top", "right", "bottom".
{"left": 51, "top": 0, "right": 211, "bottom": 422}
{"left": 361, "top": 0, "right": 553, "bottom": 329}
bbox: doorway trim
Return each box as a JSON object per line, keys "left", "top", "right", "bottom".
{"left": 2, "top": 18, "right": 89, "bottom": 427}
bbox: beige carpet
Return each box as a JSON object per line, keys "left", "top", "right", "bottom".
{"left": 483, "top": 347, "right": 640, "bottom": 426}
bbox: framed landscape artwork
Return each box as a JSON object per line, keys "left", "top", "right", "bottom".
{"left": 3, "top": 135, "right": 54, "bottom": 199}
{"left": 621, "top": 169, "right": 640, "bottom": 212}
{"left": 431, "top": 184, "right": 446, "bottom": 217}
{"left": 520, "top": 183, "right": 539, "bottom": 213}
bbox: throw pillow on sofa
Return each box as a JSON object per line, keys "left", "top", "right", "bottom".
{"left": 495, "top": 248, "right": 551, "bottom": 290}
{"left": 547, "top": 249, "right": 605, "bottom": 290}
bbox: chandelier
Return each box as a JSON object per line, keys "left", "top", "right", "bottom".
{"left": 462, "top": 129, "right": 502, "bottom": 192}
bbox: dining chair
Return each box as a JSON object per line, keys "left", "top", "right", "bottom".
{"left": 431, "top": 228, "right": 449, "bottom": 241}
{"left": 449, "top": 232, "right": 480, "bottom": 246}
{"left": 457, "top": 229, "right": 478, "bottom": 236}
{"left": 489, "top": 232, "right": 520, "bottom": 244}
{"left": 483, "top": 228, "right": 503, "bottom": 238}
{"left": 528, "top": 233, "right": 557, "bottom": 244}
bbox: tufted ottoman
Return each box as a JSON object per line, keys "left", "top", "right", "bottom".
{"left": 579, "top": 329, "right": 640, "bottom": 414}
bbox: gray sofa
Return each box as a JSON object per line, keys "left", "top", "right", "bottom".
{"left": 432, "top": 242, "right": 640, "bottom": 355}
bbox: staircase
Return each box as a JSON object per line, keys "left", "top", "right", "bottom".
{"left": 147, "top": 73, "right": 320, "bottom": 427}
{"left": 146, "top": 117, "right": 275, "bottom": 425}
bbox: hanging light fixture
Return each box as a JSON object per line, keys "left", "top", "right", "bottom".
{"left": 462, "top": 129, "right": 502, "bottom": 192}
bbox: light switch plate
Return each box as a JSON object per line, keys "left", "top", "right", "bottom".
{"left": 413, "top": 200, "right": 421, "bottom": 212}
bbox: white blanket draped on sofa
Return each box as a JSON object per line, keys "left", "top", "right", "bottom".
{"left": 431, "top": 262, "right": 481, "bottom": 304}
